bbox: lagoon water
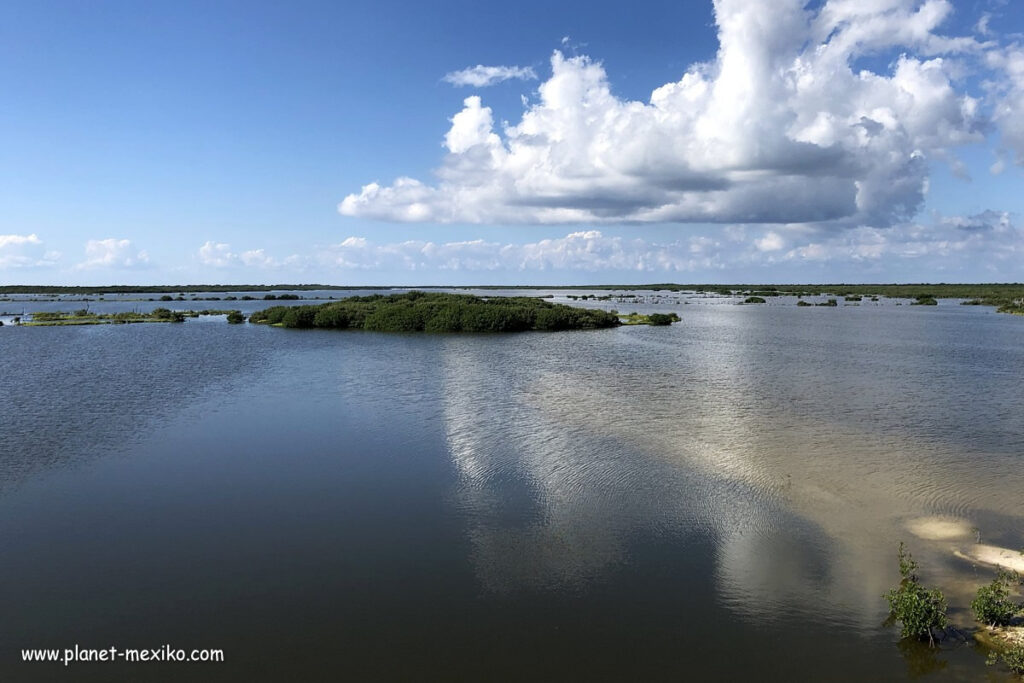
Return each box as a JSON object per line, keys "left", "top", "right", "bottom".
{"left": 1, "top": 292, "right": 1022, "bottom": 681}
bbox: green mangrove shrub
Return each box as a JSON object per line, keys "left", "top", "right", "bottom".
{"left": 988, "top": 643, "right": 1024, "bottom": 676}
{"left": 743, "top": 296, "right": 766, "bottom": 304}
{"left": 972, "top": 570, "right": 1022, "bottom": 627}
{"left": 885, "top": 543, "right": 948, "bottom": 646}
{"left": 226, "top": 310, "right": 245, "bottom": 324}
{"left": 151, "top": 307, "right": 185, "bottom": 322}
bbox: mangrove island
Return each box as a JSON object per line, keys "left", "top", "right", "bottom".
{"left": 249, "top": 291, "right": 677, "bottom": 332}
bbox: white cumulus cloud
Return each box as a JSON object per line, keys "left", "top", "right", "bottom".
{"left": 443, "top": 65, "right": 538, "bottom": 88}
{"left": 987, "top": 44, "right": 1024, "bottom": 166}
{"left": 755, "top": 231, "right": 786, "bottom": 252}
{"left": 76, "top": 239, "right": 149, "bottom": 270}
{"left": 197, "top": 241, "right": 236, "bottom": 267}
{"left": 196, "top": 241, "right": 293, "bottom": 269}
{"left": 341, "top": 0, "right": 1007, "bottom": 228}
{"left": 0, "top": 234, "right": 60, "bottom": 268}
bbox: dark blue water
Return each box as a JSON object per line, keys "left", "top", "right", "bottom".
{"left": 0, "top": 293, "right": 1021, "bottom": 681}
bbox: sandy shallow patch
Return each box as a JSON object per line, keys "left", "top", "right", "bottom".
{"left": 955, "top": 544, "right": 1024, "bottom": 573}
{"left": 905, "top": 516, "right": 974, "bottom": 541}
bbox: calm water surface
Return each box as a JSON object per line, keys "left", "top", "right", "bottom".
{"left": 0, "top": 293, "right": 1021, "bottom": 681}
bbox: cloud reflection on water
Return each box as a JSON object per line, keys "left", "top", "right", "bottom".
{"left": 438, "top": 310, "right": 1024, "bottom": 628}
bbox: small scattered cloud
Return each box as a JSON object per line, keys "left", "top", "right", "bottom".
{"left": 442, "top": 65, "right": 538, "bottom": 88}
{"left": 240, "top": 249, "right": 276, "bottom": 267}
{"left": 197, "top": 241, "right": 235, "bottom": 267}
{"left": 196, "top": 241, "right": 296, "bottom": 269}
{"left": 0, "top": 233, "right": 60, "bottom": 268}
{"left": 76, "top": 238, "right": 149, "bottom": 270}
{"left": 754, "top": 231, "right": 785, "bottom": 252}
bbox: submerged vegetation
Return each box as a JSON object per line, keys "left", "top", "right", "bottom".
{"left": 885, "top": 543, "right": 948, "bottom": 646}
{"left": 250, "top": 291, "right": 677, "bottom": 332}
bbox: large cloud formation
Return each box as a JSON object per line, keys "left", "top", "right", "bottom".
{"left": 340, "top": 0, "right": 1020, "bottom": 228}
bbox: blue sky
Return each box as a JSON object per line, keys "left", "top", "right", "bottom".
{"left": 1, "top": 0, "right": 1023, "bottom": 285}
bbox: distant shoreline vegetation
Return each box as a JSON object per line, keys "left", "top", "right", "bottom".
{"left": 3, "top": 283, "right": 1022, "bottom": 317}
{"left": 3, "top": 283, "right": 1024, "bottom": 298}
{"left": 20, "top": 308, "right": 241, "bottom": 326}
{"left": 249, "top": 292, "right": 675, "bottom": 332}
{"left": 0, "top": 284, "right": 387, "bottom": 295}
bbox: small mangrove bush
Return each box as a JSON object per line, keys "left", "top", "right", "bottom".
{"left": 646, "top": 313, "right": 681, "bottom": 325}
{"left": 972, "top": 570, "right": 1022, "bottom": 627}
{"left": 743, "top": 296, "right": 766, "bottom": 304}
{"left": 885, "top": 543, "right": 948, "bottom": 646}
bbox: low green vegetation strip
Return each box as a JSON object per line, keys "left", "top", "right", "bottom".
{"left": 997, "top": 302, "right": 1024, "bottom": 316}
{"left": 249, "top": 292, "right": 677, "bottom": 332}
{"left": 22, "top": 308, "right": 242, "bottom": 326}
{"left": 619, "top": 312, "right": 680, "bottom": 326}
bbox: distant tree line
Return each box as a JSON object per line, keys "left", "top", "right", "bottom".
{"left": 0, "top": 285, "right": 387, "bottom": 295}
